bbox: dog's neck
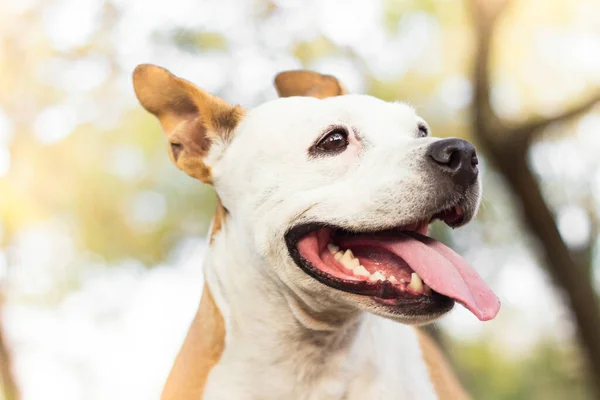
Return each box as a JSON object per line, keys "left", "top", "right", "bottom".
{"left": 206, "top": 213, "right": 362, "bottom": 357}
{"left": 160, "top": 208, "right": 469, "bottom": 400}
{"left": 200, "top": 213, "right": 433, "bottom": 399}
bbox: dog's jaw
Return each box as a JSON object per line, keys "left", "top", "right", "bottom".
{"left": 198, "top": 219, "right": 441, "bottom": 400}
{"left": 161, "top": 214, "right": 470, "bottom": 400}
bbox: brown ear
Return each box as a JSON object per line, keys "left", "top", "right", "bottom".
{"left": 274, "top": 70, "right": 347, "bottom": 99}
{"left": 132, "top": 64, "right": 244, "bottom": 183}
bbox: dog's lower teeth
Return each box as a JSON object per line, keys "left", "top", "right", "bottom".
{"left": 340, "top": 251, "right": 357, "bottom": 269}
{"left": 353, "top": 265, "right": 370, "bottom": 277}
{"left": 340, "top": 249, "right": 354, "bottom": 264}
{"left": 329, "top": 246, "right": 426, "bottom": 289}
{"left": 409, "top": 272, "right": 424, "bottom": 292}
{"left": 369, "top": 271, "right": 386, "bottom": 282}
{"left": 327, "top": 243, "right": 340, "bottom": 254}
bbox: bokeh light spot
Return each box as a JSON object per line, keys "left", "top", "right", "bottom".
{"left": 557, "top": 204, "right": 591, "bottom": 249}
{"left": 34, "top": 105, "right": 78, "bottom": 145}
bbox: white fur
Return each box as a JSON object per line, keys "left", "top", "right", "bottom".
{"left": 198, "top": 94, "right": 480, "bottom": 399}
{"left": 203, "top": 225, "right": 437, "bottom": 400}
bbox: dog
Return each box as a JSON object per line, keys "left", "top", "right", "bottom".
{"left": 132, "top": 65, "right": 500, "bottom": 400}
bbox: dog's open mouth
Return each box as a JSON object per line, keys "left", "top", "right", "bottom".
{"left": 285, "top": 206, "right": 500, "bottom": 321}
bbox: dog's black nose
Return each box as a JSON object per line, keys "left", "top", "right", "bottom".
{"left": 427, "top": 138, "right": 479, "bottom": 187}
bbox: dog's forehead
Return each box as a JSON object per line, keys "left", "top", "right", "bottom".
{"left": 238, "top": 94, "right": 420, "bottom": 145}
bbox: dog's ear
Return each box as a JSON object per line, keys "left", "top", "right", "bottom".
{"left": 133, "top": 64, "right": 244, "bottom": 184}
{"left": 274, "top": 70, "right": 347, "bottom": 99}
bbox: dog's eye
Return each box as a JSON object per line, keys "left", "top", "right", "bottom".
{"left": 316, "top": 129, "right": 349, "bottom": 152}
{"left": 417, "top": 123, "right": 429, "bottom": 138}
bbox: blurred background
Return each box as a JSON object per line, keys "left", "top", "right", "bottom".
{"left": 1, "top": 0, "right": 599, "bottom": 399}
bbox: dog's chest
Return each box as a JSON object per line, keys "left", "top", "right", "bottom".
{"left": 203, "top": 318, "right": 438, "bottom": 400}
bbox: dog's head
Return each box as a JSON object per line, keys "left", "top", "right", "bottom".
{"left": 133, "top": 65, "right": 500, "bottom": 325}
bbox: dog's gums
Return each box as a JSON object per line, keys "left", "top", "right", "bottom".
{"left": 286, "top": 205, "right": 501, "bottom": 322}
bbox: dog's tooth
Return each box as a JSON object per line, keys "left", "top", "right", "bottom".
{"left": 353, "top": 265, "right": 370, "bottom": 277}
{"left": 350, "top": 258, "right": 360, "bottom": 268}
{"left": 388, "top": 275, "right": 398, "bottom": 283}
{"left": 340, "top": 253, "right": 357, "bottom": 269}
{"left": 340, "top": 250, "right": 355, "bottom": 266}
{"left": 340, "top": 260, "right": 354, "bottom": 270}
{"left": 369, "top": 271, "right": 385, "bottom": 282}
{"left": 327, "top": 244, "right": 340, "bottom": 254}
{"left": 333, "top": 251, "right": 343, "bottom": 261}
{"left": 409, "top": 273, "right": 423, "bottom": 292}
{"left": 400, "top": 278, "right": 406, "bottom": 284}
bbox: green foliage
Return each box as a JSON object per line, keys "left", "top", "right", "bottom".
{"left": 156, "top": 29, "right": 229, "bottom": 53}
{"left": 293, "top": 36, "right": 338, "bottom": 65}
{"left": 452, "top": 340, "right": 593, "bottom": 400}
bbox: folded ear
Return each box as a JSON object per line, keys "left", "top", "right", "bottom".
{"left": 133, "top": 64, "right": 244, "bottom": 183}
{"left": 274, "top": 70, "right": 347, "bottom": 99}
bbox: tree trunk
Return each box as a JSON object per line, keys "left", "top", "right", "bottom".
{"left": 0, "top": 296, "right": 19, "bottom": 400}
{"left": 470, "top": 1, "right": 600, "bottom": 395}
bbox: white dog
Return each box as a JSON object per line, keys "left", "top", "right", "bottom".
{"left": 133, "top": 66, "right": 500, "bottom": 400}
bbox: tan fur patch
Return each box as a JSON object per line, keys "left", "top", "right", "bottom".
{"left": 274, "top": 70, "right": 347, "bottom": 99}
{"left": 160, "top": 200, "right": 228, "bottom": 400}
{"left": 210, "top": 199, "right": 228, "bottom": 243}
{"left": 161, "top": 284, "right": 226, "bottom": 400}
{"left": 416, "top": 329, "right": 471, "bottom": 400}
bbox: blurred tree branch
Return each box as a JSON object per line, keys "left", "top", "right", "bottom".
{"left": 512, "top": 94, "right": 600, "bottom": 144}
{"left": 0, "top": 294, "right": 19, "bottom": 400}
{"left": 470, "top": 0, "right": 600, "bottom": 396}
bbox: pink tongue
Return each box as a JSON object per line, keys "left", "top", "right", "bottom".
{"left": 378, "top": 233, "right": 500, "bottom": 321}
